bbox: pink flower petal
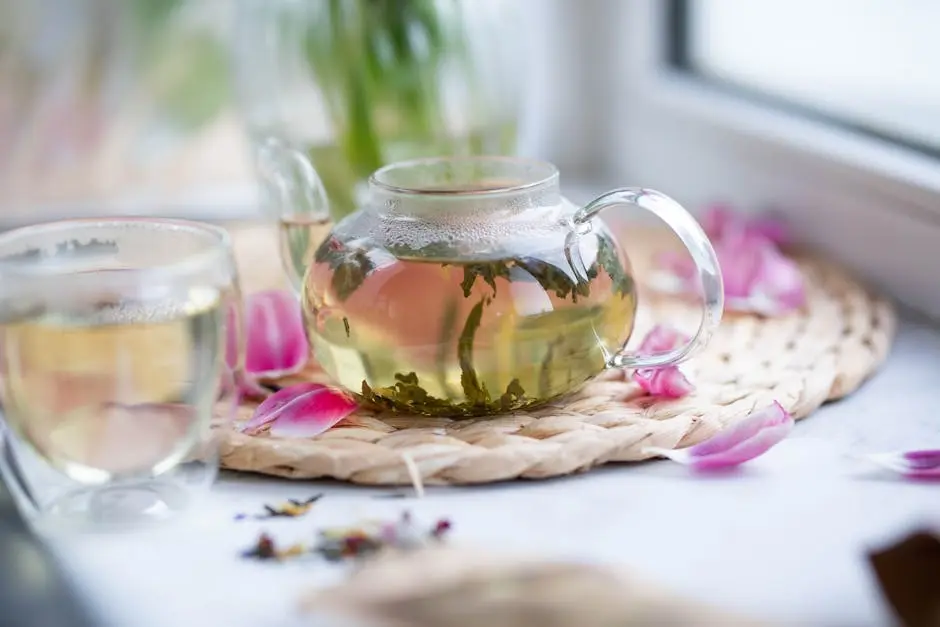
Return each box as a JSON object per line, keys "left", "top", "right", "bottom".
{"left": 240, "top": 382, "right": 358, "bottom": 439}
{"left": 226, "top": 290, "right": 310, "bottom": 397}
{"left": 747, "top": 216, "right": 790, "bottom": 246}
{"left": 701, "top": 204, "right": 789, "bottom": 245}
{"left": 637, "top": 324, "right": 688, "bottom": 354}
{"left": 701, "top": 203, "right": 736, "bottom": 239}
{"left": 714, "top": 229, "right": 765, "bottom": 300}
{"left": 240, "top": 382, "right": 325, "bottom": 433}
{"left": 631, "top": 325, "right": 694, "bottom": 398}
{"left": 863, "top": 450, "right": 940, "bottom": 479}
{"left": 645, "top": 401, "right": 794, "bottom": 470}
{"left": 750, "top": 244, "right": 806, "bottom": 312}
{"left": 267, "top": 387, "right": 358, "bottom": 439}
{"left": 654, "top": 207, "right": 804, "bottom": 316}
{"left": 633, "top": 367, "right": 694, "bottom": 398}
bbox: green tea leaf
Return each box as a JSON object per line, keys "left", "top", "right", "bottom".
{"left": 314, "top": 237, "right": 375, "bottom": 302}
{"left": 460, "top": 263, "right": 511, "bottom": 298}
{"left": 516, "top": 257, "right": 590, "bottom": 302}
{"left": 458, "top": 299, "right": 489, "bottom": 405}
{"left": 331, "top": 250, "right": 375, "bottom": 301}
{"left": 595, "top": 239, "right": 634, "bottom": 298}
{"left": 498, "top": 378, "right": 526, "bottom": 411}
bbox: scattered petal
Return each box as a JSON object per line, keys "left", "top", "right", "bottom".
{"left": 637, "top": 324, "right": 688, "bottom": 354}
{"left": 631, "top": 325, "right": 694, "bottom": 398}
{"left": 226, "top": 290, "right": 310, "bottom": 397}
{"left": 654, "top": 206, "right": 805, "bottom": 316}
{"left": 633, "top": 367, "right": 694, "bottom": 398}
{"left": 240, "top": 382, "right": 358, "bottom": 438}
{"left": 750, "top": 244, "right": 806, "bottom": 313}
{"left": 240, "top": 382, "right": 324, "bottom": 433}
{"left": 862, "top": 450, "right": 940, "bottom": 479}
{"left": 644, "top": 401, "right": 793, "bottom": 470}
{"left": 702, "top": 203, "right": 789, "bottom": 245}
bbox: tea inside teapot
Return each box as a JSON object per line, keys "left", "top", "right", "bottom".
{"left": 299, "top": 159, "right": 637, "bottom": 417}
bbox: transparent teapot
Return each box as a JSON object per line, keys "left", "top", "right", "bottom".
{"left": 260, "top": 147, "right": 723, "bottom": 417}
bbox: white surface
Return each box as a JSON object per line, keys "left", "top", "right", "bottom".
{"left": 44, "top": 313, "right": 940, "bottom": 627}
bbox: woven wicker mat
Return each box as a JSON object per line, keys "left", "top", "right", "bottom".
{"left": 219, "top": 224, "right": 897, "bottom": 485}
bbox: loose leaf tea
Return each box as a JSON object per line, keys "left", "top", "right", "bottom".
{"left": 306, "top": 232, "right": 637, "bottom": 417}
{"left": 235, "top": 495, "right": 324, "bottom": 521}
{"left": 239, "top": 511, "right": 453, "bottom": 564}
{"left": 241, "top": 533, "right": 308, "bottom": 562}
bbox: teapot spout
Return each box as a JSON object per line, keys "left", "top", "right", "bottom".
{"left": 255, "top": 138, "right": 331, "bottom": 292}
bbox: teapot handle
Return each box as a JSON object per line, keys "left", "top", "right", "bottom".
{"left": 255, "top": 138, "right": 331, "bottom": 292}
{"left": 571, "top": 188, "right": 723, "bottom": 369}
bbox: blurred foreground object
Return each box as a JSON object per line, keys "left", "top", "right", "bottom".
{"left": 234, "top": 0, "right": 527, "bottom": 221}
{"left": 869, "top": 530, "right": 940, "bottom": 627}
{"left": 0, "top": 0, "right": 252, "bottom": 222}
{"left": 300, "top": 546, "right": 769, "bottom": 627}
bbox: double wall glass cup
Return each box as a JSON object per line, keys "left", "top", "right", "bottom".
{"left": 0, "top": 218, "right": 240, "bottom": 532}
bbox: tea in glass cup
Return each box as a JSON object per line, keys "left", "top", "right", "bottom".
{"left": 0, "top": 218, "right": 240, "bottom": 531}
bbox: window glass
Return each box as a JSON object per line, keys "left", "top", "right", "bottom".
{"left": 675, "top": 0, "right": 940, "bottom": 154}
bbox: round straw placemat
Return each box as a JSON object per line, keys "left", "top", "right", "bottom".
{"left": 219, "top": 224, "right": 896, "bottom": 485}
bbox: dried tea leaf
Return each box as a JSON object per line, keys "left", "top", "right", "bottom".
{"left": 236, "top": 494, "right": 324, "bottom": 521}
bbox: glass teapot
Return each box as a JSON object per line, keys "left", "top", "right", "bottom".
{"left": 259, "top": 145, "right": 723, "bottom": 417}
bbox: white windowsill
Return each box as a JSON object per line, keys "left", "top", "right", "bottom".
{"left": 645, "top": 72, "right": 940, "bottom": 211}
{"left": 42, "top": 310, "right": 940, "bottom": 627}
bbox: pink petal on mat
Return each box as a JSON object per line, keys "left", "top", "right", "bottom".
{"left": 633, "top": 367, "right": 694, "bottom": 398}
{"left": 751, "top": 244, "right": 806, "bottom": 312}
{"left": 240, "top": 382, "right": 357, "bottom": 438}
{"left": 226, "top": 290, "right": 310, "bottom": 396}
{"left": 701, "top": 204, "right": 736, "bottom": 239}
{"left": 644, "top": 401, "right": 794, "bottom": 470}
{"left": 654, "top": 215, "right": 805, "bottom": 315}
{"left": 701, "top": 204, "right": 789, "bottom": 245}
{"left": 631, "top": 325, "right": 694, "bottom": 398}
{"left": 637, "top": 324, "right": 689, "bottom": 354}
{"left": 243, "top": 290, "right": 310, "bottom": 376}
{"left": 863, "top": 450, "right": 940, "bottom": 479}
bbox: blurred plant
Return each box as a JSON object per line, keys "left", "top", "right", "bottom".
{"left": 125, "top": 0, "right": 230, "bottom": 130}
{"left": 237, "top": 0, "right": 522, "bottom": 220}
{"left": 0, "top": 0, "right": 235, "bottom": 210}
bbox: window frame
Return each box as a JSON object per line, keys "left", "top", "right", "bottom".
{"left": 596, "top": 0, "right": 940, "bottom": 319}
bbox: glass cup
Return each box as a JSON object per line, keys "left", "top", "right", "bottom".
{"left": 0, "top": 218, "right": 240, "bottom": 532}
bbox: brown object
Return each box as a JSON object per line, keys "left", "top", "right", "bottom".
{"left": 298, "top": 546, "right": 771, "bottom": 627}
{"left": 869, "top": 530, "right": 940, "bottom": 627}
{"left": 218, "top": 224, "right": 897, "bottom": 485}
